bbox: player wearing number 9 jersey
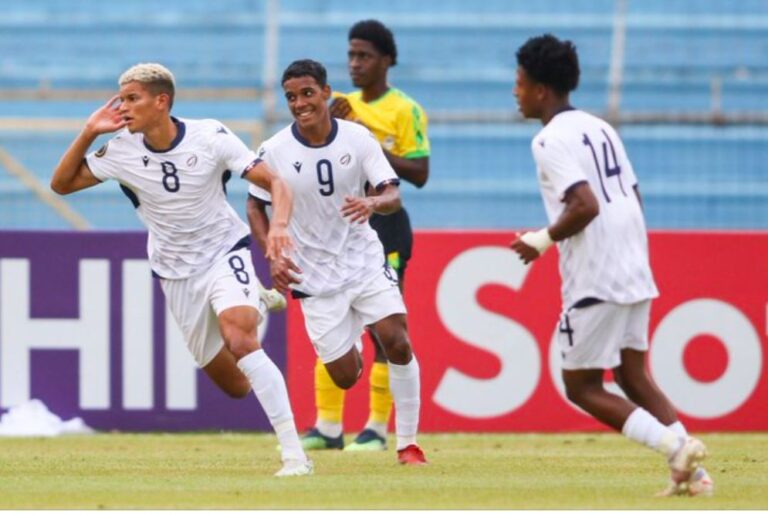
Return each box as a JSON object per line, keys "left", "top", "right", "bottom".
{"left": 247, "top": 59, "right": 427, "bottom": 465}
{"left": 510, "top": 35, "right": 711, "bottom": 496}
{"left": 50, "top": 62, "right": 312, "bottom": 477}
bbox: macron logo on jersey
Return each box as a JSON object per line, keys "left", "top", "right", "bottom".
{"left": 293, "top": 161, "right": 302, "bottom": 173}
{"left": 538, "top": 138, "right": 546, "bottom": 148}
{"left": 216, "top": 126, "right": 228, "bottom": 134}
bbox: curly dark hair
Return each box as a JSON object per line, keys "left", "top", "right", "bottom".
{"left": 516, "top": 34, "right": 580, "bottom": 95}
{"left": 281, "top": 59, "right": 327, "bottom": 87}
{"left": 349, "top": 19, "right": 398, "bottom": 66}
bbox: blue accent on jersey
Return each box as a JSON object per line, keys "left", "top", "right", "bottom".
{"left": 240, "top": 158, "right": 263, "bottom": 178}
{"left": 119, "top": 183, "right": 140, "bottom": 208}
{"left": 290, "top": 117, "right": 339, "bottom": 148}
{"left": 248, "top": 192, "right": 271, "bottom": 205}
{"left": 562, "top": 179, "right": 588, "bottom": 199}
{"left": 81, "top": 158, "right": 103, "bottom": 183}
{"left": 228, "top": 235, "right": 251, "bottom": 252}
{"left": 143, "top": 117, "right": 186, "bottom": 153}
{"left": 291, "top": 289, "right": 311, "bottom": 299}
{"left": 222, "top": 169, "right": 232, "bottom": 194}
{"left": 375, "top": 178, "right": 401, "bottom": 191}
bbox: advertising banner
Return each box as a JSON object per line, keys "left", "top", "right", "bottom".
{"left": 2, "top": 230, "right": 764, "bottom": 432}
{"left": 0, "top": 231, "right": 283, "bottom": 430}
{"left": 286, "top": 231, "right": 767, "bottom": 432}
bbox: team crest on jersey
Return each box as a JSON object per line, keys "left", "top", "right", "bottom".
{"left": 339, "top": 153, "right": 351, "bottom": 166}
{"left": 186, "top": 154, "right": 198, "bottom": 168}
{"left": 94, "top": 142, "right": 109, "bottom": 158}
{"left": 293, "top": 161, "right": 302, "bottom": 173}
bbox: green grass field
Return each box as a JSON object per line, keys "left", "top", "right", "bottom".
{"left": 0, "top": 432, "right": 765, "bottom": 509}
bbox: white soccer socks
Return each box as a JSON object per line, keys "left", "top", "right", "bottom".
{"left": 237, "top": 349, "right": 306, "bottom": 463}
{"left": 622, "top": 407, "right": 683, "bottom": 459}
{"left": 388, "top": 356, "right": 421, "bottom": 451}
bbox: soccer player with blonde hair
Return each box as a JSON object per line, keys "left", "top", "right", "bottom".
{"left": 51, "top": 62, "right": 312, "bottom": 477}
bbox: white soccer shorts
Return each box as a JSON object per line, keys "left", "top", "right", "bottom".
{"left": 300, "top": 265, "right": 406, "bottom": 364}
{"left": 557, "top": 299, "right": 651, "bottom": 370}
{"left": 160, "top": 247, "right": 267, "bottom": 367}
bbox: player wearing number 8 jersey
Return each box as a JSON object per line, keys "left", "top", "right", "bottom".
{"left": 247, "top": 59, "right": 427, "bottom": 465}
{"left": 50, "top": 62, "right": 311, "bottom": 477}
{"left": 511, "top": 35, "right": 711, "bottom": 496}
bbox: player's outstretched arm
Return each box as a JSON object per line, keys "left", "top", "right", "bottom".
{"left": 51, "top": 94, "right": 126, "bottom": 194}
{"left": 243, "top": 160, "right": 294, "bottom": 260}
{"left": 341, "top": 182, "right": 401, "bottom": 224}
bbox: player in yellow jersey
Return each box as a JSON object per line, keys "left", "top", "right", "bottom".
{"left": 299, "top": 19, "right": 430, "bottom": 452}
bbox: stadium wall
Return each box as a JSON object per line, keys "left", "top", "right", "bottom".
{"left": 0, "top": 230, "right": 765, "bottom": 432}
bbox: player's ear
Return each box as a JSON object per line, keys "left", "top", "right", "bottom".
{"left": 535, "top": 83, "right": 548, "bottom": 102}
{"left": 156, "top": 92, "right": 171, "bottom": 111}
{"left": 322, "top": 84, "right": 332, "bottom": 100}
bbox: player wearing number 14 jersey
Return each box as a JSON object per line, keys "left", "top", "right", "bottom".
{"left": 510, "top": 35, "right": 711, "bottom": 496}
{"left": 247, "top": 59, "right": 426, "bottom": 465}
{"left": 50, "top": 62, "right": 311, "bottom": 477}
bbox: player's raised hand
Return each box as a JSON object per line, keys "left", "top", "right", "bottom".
{"left": 329, "top": 97, "right": 353, "bottom": 119}
{"left": 268, "top": 255, "right": 302, "bottom": 294}
{"left": 265, "top": 222, "right": 294, "bottom": 261}
{"left": 510, "top": 232, "right": 540, "bottom": 264}
{"left": 84, "top": 95, "right": 127, "bottom": 135}
{"left": 341, "top": 195, "right": 376, "bottom": 224}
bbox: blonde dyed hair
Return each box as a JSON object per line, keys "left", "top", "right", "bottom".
{"left": 118, "top": 63, "right": 176, "bottom": 109}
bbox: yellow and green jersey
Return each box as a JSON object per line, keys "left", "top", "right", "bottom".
{"left": 333, "top": 87, "right": 430, "bottom": 159}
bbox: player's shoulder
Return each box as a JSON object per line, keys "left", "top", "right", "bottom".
{"left": 388, "top": 87, "right": 425, "bottom": 111}
{"left": 257, "top": 124, "right": 294, "bottom": 158}
{"left": 264, "top": 123, "right": 295, "bottom": 147}
{"left": 183, "top": 117, "right": 232, "bottom": 136}
{"left": 536, "top": 110, "right": 594, "bottom": 147}
{"left": 96, "top": 127, "right": 140, "bottom": 157}
{"left": 336, "top": 118, "right": 378, "bottom": 144}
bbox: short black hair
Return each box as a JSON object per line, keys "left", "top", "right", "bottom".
{"left": 516, "top": 34, "right": 580, "bottom": 96}
{"left": 349, "top": 19, "right": 398, "bottom": 66}
{"left": 281, "top": 59, "right": 327, "bottom": 87}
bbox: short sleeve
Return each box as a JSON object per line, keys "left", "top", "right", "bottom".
{"left": 85, "top": 138, "right": 122, "bottom": 182}
{"left": 210, "top": 122, "right": 259, "bottom": 176}
{"left": 396, "top": 103, "right": 430, "bottom": 159}
{"left": 532, "top": 135, "right": 588, "bottom": 201}
{"left": 247, "top": 142, "right": 272, "bottom": 203}
{"left": 361, "top": 130, "right": 398, "bottom": 188}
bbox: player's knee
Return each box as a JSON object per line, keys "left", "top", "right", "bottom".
{"left": 383, "top": 337, "right": 412, "bottom": 364}
{"left": 225, "top": 336, "right": 260, "bottom": 360}
{"left": 331, "top": 371, "right": 358, "bottom": 390}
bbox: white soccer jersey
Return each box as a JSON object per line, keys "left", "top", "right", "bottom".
{"left": 531, "top": 109, "right": 659, "bottom": 308}
{"left": 86, "top": 117, "right": 256, "bottom": 279}
{"left": 249, "top": 118, "right": 398, "bottom": 297}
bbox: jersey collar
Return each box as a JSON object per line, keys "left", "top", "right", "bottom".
{"left": 143, "top": 117, "right": 186, "bottom": 153}
{"left": 291, "top": 117, "right": 338, "bottom": 148}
